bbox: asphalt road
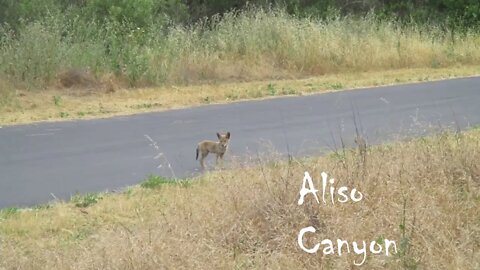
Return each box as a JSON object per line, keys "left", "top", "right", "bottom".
{"left": 1, "top": 77, "right": 479, "bottom": 208}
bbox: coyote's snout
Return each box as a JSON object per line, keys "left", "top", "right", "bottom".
{"left": 196, "top": 132, "right": 231, "bottom": 169}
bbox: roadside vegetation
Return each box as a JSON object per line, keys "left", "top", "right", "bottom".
{"left": 2, "top": 66, "right": 478, "bottom": 125}
{"left": 1, "top": 1, "right": 480, "bottom": 124}
{"left": 1, "top": 2, "right": 478, "bottom": 268}
{"left": 2, "top": 8, "right": 480, "bottom": 90}
{"left": 0, "top": 129, "right": 478, "bottom": 269}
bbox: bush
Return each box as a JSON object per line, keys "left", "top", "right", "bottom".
{"left": 71, "top": 192, "right": 103, "bottom": 208}
{"left": 1, "top": 8, "right": 480, "bottom": 89}
{"left": 0, "top": 19, "right": 66, "bottom": 88}
{"left": 141, "top": 175, "right": 175, "bottom": 189}
{"left": 84, "top": 0, "right": 188, "bottom": 27}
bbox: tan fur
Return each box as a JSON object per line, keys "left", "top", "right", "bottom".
{"left": 196, "top": 132, "right": 231, "bottom": 169}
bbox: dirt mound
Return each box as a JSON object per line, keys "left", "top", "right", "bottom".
{"left": 57, "top": 69, "right": 98, "bottom": 89}
{"left": 56, "top": 69, "right": 119, "bottom": 94}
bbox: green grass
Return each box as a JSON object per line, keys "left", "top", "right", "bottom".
{"left": 129, "top": 102, "right": 162, "bottom": 109}
{"left": 70, "top": 192, "right": 103, "bottom": 208}
{"left": 140, "top": 175, "right": 177, "bottom": 189}
{"left": 53, "top": 95, "right": 61, "bottom": 106}
{"left": 0, "top": 207, "right": 19, "bottom": 219}
{"left": 267, "top": 83, "right": 277, "bottom": 96}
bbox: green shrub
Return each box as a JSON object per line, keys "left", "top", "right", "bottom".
{"left": 140, "top": 175, "right": 175, "bottom": 189}
{"left": 1, "top": 8, "right": 480, "bottom": 89}
{"left": 84, "top": 0, "right": 188, "bottom": 27}
{"left": 71, "top": 192, "right": 103, "bottom": 208}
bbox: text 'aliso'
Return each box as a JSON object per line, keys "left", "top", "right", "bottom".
{"left": 297, "top": 171, "right": 397, "bottom": 266}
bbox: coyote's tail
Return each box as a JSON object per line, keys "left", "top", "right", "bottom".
{"left": 196, "top": 146, "right": 199, "bottom": 160}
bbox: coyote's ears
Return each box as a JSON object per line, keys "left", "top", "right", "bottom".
{"left": 217, "top": 132, "right": 231, "bottom": 139}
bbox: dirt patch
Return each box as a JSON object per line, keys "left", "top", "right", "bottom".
{"left": 56, "top": 69, "right": 119, "bottom": 95}
{"left": 57, "top": 69, "right": 98, "bottom": 89}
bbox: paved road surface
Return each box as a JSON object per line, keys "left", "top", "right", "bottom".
{"left": 1, "top": 77, "right": 479, "bottom": 208}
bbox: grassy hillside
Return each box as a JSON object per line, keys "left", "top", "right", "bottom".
{"left": 1, "top": 130, "right": 478, "bottom": 269}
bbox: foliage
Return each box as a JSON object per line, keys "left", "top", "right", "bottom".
{"left": 0, "top": 8, "right": 479, "bottom": 89}
{"left": 141, "top": 175, "right": 174, "bottom": 189}
{"left": 71, "top": 192, "right": 103, "bottom": 208}
{"left": 0, "top": 2, "right": 479, "bottom": 90}
{"left": 83, "top": 0, "right": 188, "bottom": 27}
{"left": 1, "top": 0, "right": 479, "bottom": 31}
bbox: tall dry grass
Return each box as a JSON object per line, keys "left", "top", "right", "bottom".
{"left": 0, "top": 130, "right": 479, "bottom": 269}
{"left": 1, "top": 9, "right": 480, "bottom": 89}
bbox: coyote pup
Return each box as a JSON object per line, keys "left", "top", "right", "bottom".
{"left": 196, "top": 132, "right": 231, "bottom": 169}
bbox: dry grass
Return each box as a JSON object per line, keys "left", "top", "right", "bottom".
{"left": 1, "top": 130, "right": 479, "bottom": 269}
{"left": 2, "top": 9, "right": 480, "bottom": 89}
{"left": 1, "top": 66, "right": 479, "bottom": 125}
{"left": 2, "top": 8, "right": 480, "bottom": 126}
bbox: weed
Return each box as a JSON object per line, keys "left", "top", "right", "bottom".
{"left": 267, "top": 83, "right": 277, "bottom": 96}
{"left": 281, "top": 87, "right": 296, "bottom": 95}
{"left": 59, "top": 112, "right": 69, "bottom": 118}
{"left": 225, "top": 92, "right": 239, "bottom": 100}
{"left": 375, "top": 235, "right": 385, "bottom": 245}
{"left": 31, "top": 204, "right": 51, "bottom": 211}
{"left": 140, "top": 175, "right": 174, "bottom": 189}
{"left": 329, "top": 82, "right": 344, "bottom": 90}
{"left": 140, "top": 175, "right": 191, "bottom": 189}
{"left": 130, "top": 103, "right": 162, "bottom": 109}
{"left": 396, "top": 198, "right": 420, "bottom": 269}
{"left": 76, "top": 111, "right": 95, "bottom": 117}
{"left": 123, "top": 187, "right": 133, "bottom": 196}
{"left": 472, "top": 125, "right": 480, "bottom": 131}
{"left": 0, "top": 207, "right": 19, "bottom": 218}
{"left": 71, "top": 193, "right": 103, "bottom": 208}
{"left": 53, "top": 96, "right": 61, "bottom": 106}
{"left": 71, "top": 226, "right": 93, "bottom": 241}
{"left": 202, "top": 96, "right": 212, "bottom": 103}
